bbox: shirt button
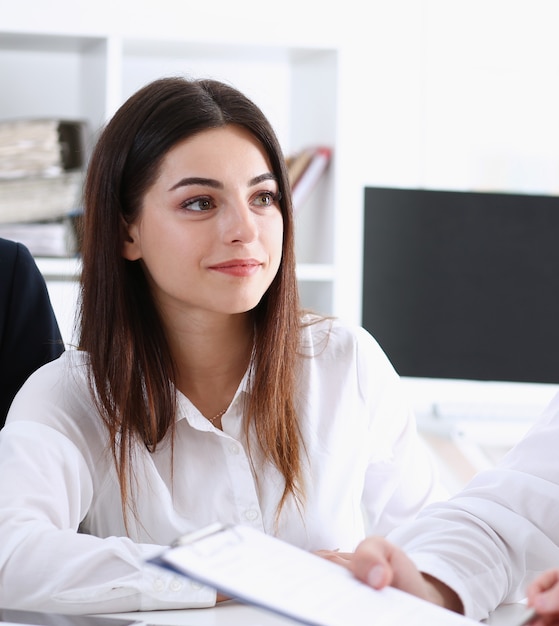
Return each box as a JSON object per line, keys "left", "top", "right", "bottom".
{"left": 244, "top": 509, "right": 259, "bottom": 521}
{"left": 228, "top": 443, "right": 240, "bottom": 455}
{"left": 170, "top": 577, "right": 183, "bottom": 592}
{"left": 153, "top": 578, "right": 165, "bottom": 592}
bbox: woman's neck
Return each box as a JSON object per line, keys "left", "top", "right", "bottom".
{"left": 166, "top": 312, "right": 254, "bottom": 419}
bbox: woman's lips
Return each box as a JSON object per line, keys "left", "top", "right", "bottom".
{"left": 209, "top": 259, "right": 262, "bottom": 277}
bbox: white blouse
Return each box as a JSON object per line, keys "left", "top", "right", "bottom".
{"left": 0, "top": 317, "right": 443, "bottom": 613}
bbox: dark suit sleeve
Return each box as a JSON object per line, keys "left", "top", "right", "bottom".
{"left": 0, "top": 240, "right": 65, "bottom": 426}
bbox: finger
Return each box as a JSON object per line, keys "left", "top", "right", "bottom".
{"left": 349, "top": 536, "right": 395, "bottom": 589}
{"left": 349, "top": 536, "right": 440, "bottom": 604}
{"left": 322, "top": 553, "right": 353, "bottom": 567}
{"left": 530, "top": 570, "right": 559, "bottom": 595}
{"left": 528, "top": 570, "right": 559, "bottom": 608}
{"left": 530, "top": 618, "right": 559, "bottom": 626}
{"left": 532, "top": 585, "right": 559, "bottom": 616}
{"left": 315, "top": 550, "right": 353, "bottom": 567}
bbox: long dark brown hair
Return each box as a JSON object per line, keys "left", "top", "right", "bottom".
{"left": 79, "top": 77, "right": 305, "bottom": 524}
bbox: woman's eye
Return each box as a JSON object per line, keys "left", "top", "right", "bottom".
{"left": 181, "top": 197, "right": 215, "bottom": 212}
{"left": 253, "top": 191, "right": 279, "bottom": 207}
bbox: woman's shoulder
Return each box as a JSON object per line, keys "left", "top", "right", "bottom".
{"left": 6, "top": 349, "right": 94, "bottom": 425}
{"left": 3, "top": 349, "right": 109, "bottom": 465}
{"left": 298, "top": 314, "right": 402, "bottom": 407}
{"left": 301, "top": 313, "right": 381, "bottom": 348}
{"left": 22, "top": 347, "right": 89, "bottom": 380}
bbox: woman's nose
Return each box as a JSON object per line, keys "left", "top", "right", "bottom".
{"left": 221, "top": 200, "right": 258, "bottom": 243}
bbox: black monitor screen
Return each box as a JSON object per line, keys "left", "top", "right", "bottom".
{"left": 362, "top": 186, "right": 559, "bottom": 384}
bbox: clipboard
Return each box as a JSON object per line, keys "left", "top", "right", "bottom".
{"left": 150, "top": 523, "right": 481, "bottom": 626}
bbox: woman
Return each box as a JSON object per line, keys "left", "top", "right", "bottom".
{"left": 0, "top": 77, "right": 443, "bottom": 613}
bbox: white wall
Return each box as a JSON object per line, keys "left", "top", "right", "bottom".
{"left": 349, "top": 0, "right": 559, "bottom": 195}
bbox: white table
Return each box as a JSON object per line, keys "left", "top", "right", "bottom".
{"left": 104, "top": 599, "right": 529, "bottom": 626}
{"left": 105, "top": 603, "right": 300, "bottom": 626}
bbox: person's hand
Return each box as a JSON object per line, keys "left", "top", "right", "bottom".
{"left": 314, "top": 548, "right": 353, "bottom": 568}
{"left": 348, "top": 536, "right": 464, "bottom": 614}
{"left": 526, "top": 569, "right": 559, "bottom": 625}
{"left": 216, "top": 592, "right": 230, "bottom": 603}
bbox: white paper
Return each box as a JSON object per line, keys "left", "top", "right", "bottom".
{"left": 155, "top": 524, "right": 480, "bottom": 626}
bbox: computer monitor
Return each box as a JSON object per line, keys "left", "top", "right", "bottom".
{"left": 362, "top": 186, "right": 559, "bottom": 418}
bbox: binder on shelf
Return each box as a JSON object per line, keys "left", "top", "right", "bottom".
{"left": 151, "top": 522, "right": 479, "bottom": 626}
{"left": 286, "top": 148, "right": 315, "bottom": 187}
{"left": 0, "top": 118, "right": 88, "bottom": 179}
{"left": 286, "top": 146, "right": 332, "bottom": 212}
{"left": 0, "top": 172, "right": 83, "bottom": 256}
{"left": 0, "top": 215, "right": 80, "bottom": 257}
{"left": 0, "top": 171, "right": 83, "bottom": 224}
{"left": 0, "top": 117, "right": 86, "bottom": 255}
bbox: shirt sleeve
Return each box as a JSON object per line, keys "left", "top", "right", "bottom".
{"left": 355, "top": 326, "right": 448, "bottom": 536}
{"left": 386, "top": 392, "right": 559, "bottom": 621}
{"left": 0, "top": 419, "right": 216, "bottom": 613}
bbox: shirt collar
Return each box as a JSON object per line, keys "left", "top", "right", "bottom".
{"left": 174, "top": 365, "right": 253, "bottom": 430}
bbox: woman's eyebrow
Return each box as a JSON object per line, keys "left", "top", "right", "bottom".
{"left": 168, "top": 177, "right": 223, "bottom": 191}
{"left": 168, "top": 172, "right": 277, "bottom": 192}
{"left": 249, "top": 172, "right": 277, "bottom": 186}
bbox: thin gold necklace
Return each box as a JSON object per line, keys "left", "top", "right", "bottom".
{"left": 207, "top": 407, "right": 227, "bottom": 424}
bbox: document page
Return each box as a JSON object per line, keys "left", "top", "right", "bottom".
{"left": 153, "top": 523, "right": 479, "bottom": 626}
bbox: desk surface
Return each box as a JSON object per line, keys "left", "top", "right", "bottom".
{"left": 104, "top": 599, "right": 529, "bottom": 626}
{"left": 105, "top": 603, "right": 297, "bottom": 626}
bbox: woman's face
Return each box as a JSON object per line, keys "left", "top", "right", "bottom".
{"left": 123, "top": 124, "right": 284, "bottom": 322}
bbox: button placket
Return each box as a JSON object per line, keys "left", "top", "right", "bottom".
{"left": 219, "top": 431, "right": 264, "bottom": 530}
{"left": 243, "top": 508, "right": 260, "bottom": 522}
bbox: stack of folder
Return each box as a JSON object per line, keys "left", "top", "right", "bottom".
{"left": 0, "top": 118, "right": 87, "bottom": 256}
